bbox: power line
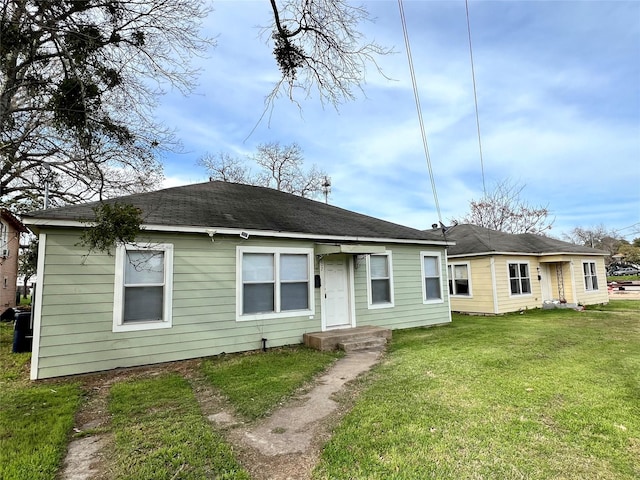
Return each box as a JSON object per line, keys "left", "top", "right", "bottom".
{"left": 397, "top": 0, "right": 443, "bottom": 228}
{"left": 465, "top": 0, "right": 487, "bottom": 198}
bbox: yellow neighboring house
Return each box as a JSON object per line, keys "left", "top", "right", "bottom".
{"left": 438, "top": 224, "right": 609, "bottom": 314}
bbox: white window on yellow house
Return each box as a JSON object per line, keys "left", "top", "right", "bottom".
{"left": 448, "top": 263, "right": 471, "bottom": 296}
{"left": 508, "top": 262, "right": 531, "bottom": 295}
{"left": 583, "top": 261, "right": 599, "bottom": 291}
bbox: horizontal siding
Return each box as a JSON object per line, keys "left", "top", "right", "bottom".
{"left": 353, "top": 246, "right": 451, "bottom": 329}
{"left": 35, "top": 230, "right": 449, "bottom": 379}
{"left": 572, "top": 256, "right": 609, "bottom": 305}
{"left": 495, "top": 256, "right": 544, "bottom": 313}
{"left": 450, "top": 257, "right": 496, "bottom": 314}
{"left": 35, "top": 231, "right": 320, "bottom": 379}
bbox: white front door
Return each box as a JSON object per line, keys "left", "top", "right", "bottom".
{"left": 540, "top": 264, "right": 552, "bottom": 301}
{"left": 322, "top": 255, "right": 353, "bottom": 330}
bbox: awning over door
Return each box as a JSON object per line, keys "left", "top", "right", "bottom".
{"left": 315, "top": 244, "right": 387, "bottom": 255}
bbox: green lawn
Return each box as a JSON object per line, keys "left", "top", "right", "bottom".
{"left": 2, "top": 302, "right": 638, "bottom": 479}
{"left": 314, "top": 301, "right": 640, "bottom": 479}
{"left": 0, "top": 322, "right": 83, "bottom": 480}
{"left": 202, "top": 346, "right": 343, "bottom": 420}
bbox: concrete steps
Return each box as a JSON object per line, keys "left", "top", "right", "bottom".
{"left": 303, "top": 326, "right": 391, "bottom": 352}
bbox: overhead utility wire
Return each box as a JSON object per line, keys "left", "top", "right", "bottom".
{"left": 465, "top": 0, "right": 487, "bottom": 198}
{"left": 397, "top": 0, "right": 444, "bottom": 229}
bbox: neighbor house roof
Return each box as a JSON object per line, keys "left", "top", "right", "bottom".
{"left": 0, "top": 209, "right": 28, "bottom": 233}
{"left": 23, "top": 181, "right": 450, "bottom": 245}
{"left": 435, "top": 224, "right": 607, "bottom": 257}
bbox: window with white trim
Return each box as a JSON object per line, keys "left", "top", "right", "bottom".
{"left": 367, "top": 253, "right": 394, "bottom": 308}
{"left": 448, "top": 263, "right": 471, "bottom": 296}
{"left": 0, "top": 221, "right": 8, "bottom": 257}
{"left": 421, "top": 252, "right": 443, "bottom": 303}
{"left": 238, "top": 246, "right": 314, "bottom": 320}
{"left": 113, "top": 244, "right": 173, "bottom": 332}
{"left": 508, "top": 262, "right": 531, "bottom": 295}
{"left": 583, "top": 261, "right": 599, "bottom": 291}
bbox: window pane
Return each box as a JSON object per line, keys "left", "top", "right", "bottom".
{"left": 243, "top": 253, "right": 274, "bottom": 282}
{"left": 281, "top": 282, "right": 309, "bottom": 310}
{"left": 454, "top": 279, "right": 469, "bottom": 295}
{"left": 124, "top": 286, "right": 163, "bottom": 322}
{"left": 454, "top": 265, "right": 468, "bottom": 279}
{"left": 371, "top": 279, "right": 391, "bottom": 303}
{"left": 243, "top": 283, "right": 274, "bottom": 313}
{"left": 509, "top": 264, "right": 518, "bottom": 278}
{"left": 125, "top": 251, "right": 164, "bottom": 284}
{"left": 510, "top": 278, "right": 521, "bottom": 294}
{"left": 370, "top": 256, "right": 389, "bottom": 278}
{"left": 583, "top": 263, "right": 589, "bottom": 275}
{"left": 280, "top": 254, "right": 308, "bottom": 281}
{"left": 590, "top": 263, "right": 597, "bottom": 275}
{"left": 521, "top": 279, "right": 531, "bottom": 294}
{"left": 425, "top": 278, "right": 441, "bottom": 300}
{"left": 520, "top": 264, "right": 529, "bottom": 278}
{"left": 423, "top": 256, "right": 439, "bottom": 276}
{"left": 592, "top": 276, "right": 598, "bottom": 290}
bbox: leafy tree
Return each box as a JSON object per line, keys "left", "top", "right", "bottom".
{"left": 1, "top": 0, "right": 213, "bottom": 213}
{"left": 199, "top": 142, "right": 329, "bottom": 199}
{"left": 2, "top": 1, "right": 388, "bottom": 214}
{"left": 617, "top": 242, "right": 640, "bottom": 265}
{"left": 454, "top": 179, "right": 554, "bottom": 235}
{"left": 78, "top": 203, "right": 143, "bottom": 255}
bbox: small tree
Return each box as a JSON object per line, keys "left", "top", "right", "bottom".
{"left": 200, "top": 142, "right": 329, "bottom": 199}
{"left": 454, "top": 179, "right": 554, "bottom": 235}
{"left": 617, "top": 242, "right": 640, "bottom": 265}
{"left": 78, "top": 203, "right": 143, "bottom": 256}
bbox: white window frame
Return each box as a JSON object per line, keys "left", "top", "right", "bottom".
{"left": 448, "top": 262, "right": 472, "bottom": 297}
{"left": 508, "top": 261, "right": 532, "bottom": 296}
{"left": 582, "top": 261, "right": 599, "bottom": 292}
{"left": 366, "top": 252, "right": 395, "bottom": 309}
{"left": 236, "top": 246, "right": 314, "bottom": 321}
{"left": 113, "top": 243, "right": 174, "bottom": 333}
{"left": 420, "top": 251, "right": 444, "bottom": 304}
{"left": 0, "top": 221, "right": 8, "bottom": 257}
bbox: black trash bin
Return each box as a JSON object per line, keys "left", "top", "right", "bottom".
{"left": 12, "top": 311, "right": 33, "bottom": 353}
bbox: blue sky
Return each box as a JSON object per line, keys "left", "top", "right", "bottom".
{"left": 156, "top": 0, "right": 640, "bottom": 241}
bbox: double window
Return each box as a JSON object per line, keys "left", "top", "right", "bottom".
{"left": 238, "top": 246, "right": 314, "bottom": 320}
{"left": 448, "top": 263, "right": 471, "bottom": 296}
{"left": 113, "top": 244, "right": 173, "bottom": 332}
{"left": 421, "top": 252, "right": 443, "bottom": 303}
{"left": 367, "top": 253, "right": 394, "bottom": 308}
{"left": 583, "top": 261, "right": 599, "bottom": 291}
{"left": 508, "top": 262, "right": 531, "bottom": 295}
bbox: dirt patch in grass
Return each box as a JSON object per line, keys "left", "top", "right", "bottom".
{"left": 59, "top": 352, "right": 382, "bottom": 480}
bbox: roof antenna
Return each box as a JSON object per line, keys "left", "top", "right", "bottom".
{"left": 321, "top": 176, "right": 331, "bottom": 204}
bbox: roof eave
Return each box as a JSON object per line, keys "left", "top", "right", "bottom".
{"left": 447, "top": 250, "right": 607, "bottom": 258}
{"left": 22, "top": 218, "right": 454, "bottom": 247}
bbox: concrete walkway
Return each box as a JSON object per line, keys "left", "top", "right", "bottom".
{"left": 240, "top": 349, "right": 382, "bottom": 456}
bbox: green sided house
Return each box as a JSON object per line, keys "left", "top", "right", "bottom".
{"left": 23, "top": 181, "right": 453, "bottom": 379}
{"left": 436, "top": 224, "right": 609, "bottom": 315}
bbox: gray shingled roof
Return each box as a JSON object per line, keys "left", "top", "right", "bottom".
{"left": 435, "top": 224, "right": 607, "bottom": 256}
{"left": 24, "top": 181, "right": 446, "bottom": 243}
